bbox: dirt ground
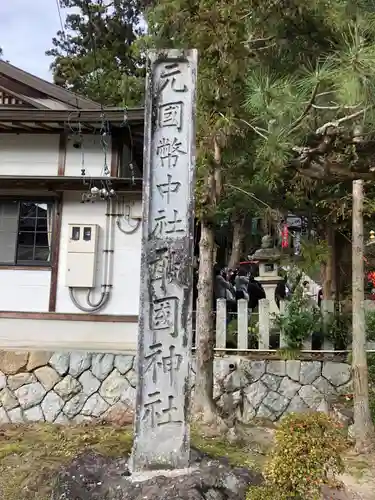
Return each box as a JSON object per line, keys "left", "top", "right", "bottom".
{"left": 0, "top": 422, "right": 373, "bottom": 499}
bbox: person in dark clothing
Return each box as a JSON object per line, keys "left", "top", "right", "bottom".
{"left": 275, "top": 276, "right": 287, "bottom": 309}
{"left": 214, "top": 266, "right": 236, "bottom": 321}
{"left": 318, "top": 288, "right": 323, "bottom": 308}
{"left": 247, "top": 275, "right": 266, "bottom": 310}
{"left": 235, "top": 267, "right": 249, "bottom": 301}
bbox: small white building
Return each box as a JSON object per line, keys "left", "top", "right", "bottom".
{"left": 0, "top": 61, "right": 144, "bottom": 353}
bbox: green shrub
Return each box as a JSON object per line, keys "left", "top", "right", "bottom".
{"left": 274, "top": 289, "right": 321, "bottom": 349}
{"left": 246, "top": 485, "right": 291, "bottom": 499}
{"left": 247, "top": 412, "right": 347, "bottom": 500}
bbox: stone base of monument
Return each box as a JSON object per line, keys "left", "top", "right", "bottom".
{"left": 52, "top": 448, "right": 263, "bottom": 500}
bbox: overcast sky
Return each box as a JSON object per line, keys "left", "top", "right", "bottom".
{"left": 0, "top": 0, "right": 64, "bottom": 81}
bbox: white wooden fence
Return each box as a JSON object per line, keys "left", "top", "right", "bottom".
{"left": 208, "top": 298, "right": 375, "bottom": 352}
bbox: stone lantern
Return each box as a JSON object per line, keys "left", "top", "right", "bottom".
{"left": 250, "top": 235, "right": 284, "bottom": 315}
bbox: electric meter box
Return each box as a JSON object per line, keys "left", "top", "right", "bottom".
{"left": 65, "top": 224, "right": 99, "bottom": 288}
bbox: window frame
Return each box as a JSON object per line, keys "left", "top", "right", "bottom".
{"left": 0, "top": 195, "right": 57, "bottom": 268}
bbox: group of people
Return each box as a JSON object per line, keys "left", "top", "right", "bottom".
{"left": 214, "top": 265, "right": 267, "bottom": 314}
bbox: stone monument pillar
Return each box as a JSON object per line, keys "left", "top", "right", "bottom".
{"left": 130, "top": 49, "right": 198, "bottom": 473}
{"left": 251, "top": 235, "right": 283, "bottom": 315}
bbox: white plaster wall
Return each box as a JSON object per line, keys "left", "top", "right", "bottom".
{"left": 0, "top": 269, "right": 51, "bottom": 312}
{"left": 0, "top": 317, "right": 137, "bottom": 352}
{"left": 0, "top": 134, "right": 59, "bottom": 177}
{"left": 64, "top": 134, "right": 113, "bottom": 177}
{"left": 56, "top": 192, "right": 142, "bottom": 315}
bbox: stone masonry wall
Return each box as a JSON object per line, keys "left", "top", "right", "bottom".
{"left": 0, "top": 351, "right": 351, "bottom": 424}
{"left": 0, "top": 351, "right": 136, "bottom": 424}
{"left": 213, "top": 358, "right": 352, "bottom": 422}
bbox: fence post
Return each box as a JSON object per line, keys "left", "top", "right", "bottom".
{"left": 321, "top": 299, "right": 334, "bottom": 350}
{"left": 279, "top": 300, "right": 288, "bottom": 348}
{"left": 237, "top": 299, "right": 248, "bottom": 350}
{"left": 258, "top": 298, "right": 270, "bottom": 349}
{"left": 215, "top": 298, "right": 227, "bottom": 349}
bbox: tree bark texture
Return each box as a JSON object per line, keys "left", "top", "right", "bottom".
{"left": 228, "top": 215, "right": 245, "bottom": 270}
{"left": 352, "top": 179, "right": 374, "bottom": 452}
{"left": 194, "top": 137, "right": 222, "bottom": 422}
{"left": 194, "top": 220, "right": 216, "bottom": 420}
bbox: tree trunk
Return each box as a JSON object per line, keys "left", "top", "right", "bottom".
{"left": 352, "top": 179, "right": 374, "bottom": 452}
{"left": 228, "top": 215, "right": 245, "bottom": 269}
{"left": 194, "top": 220, "right": 217, "bottom": 421}
{"left": 194, "top": 137, "right": 222, "bottom": 423}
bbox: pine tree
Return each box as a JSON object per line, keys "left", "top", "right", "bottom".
{"left": 47, "top": 0, "right": 145, "bottom": 105}
{"left": 244, "top": 0, "right": 375, "bottom": 452}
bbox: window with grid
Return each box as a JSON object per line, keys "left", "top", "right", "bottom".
{"left": 0, "top": 199, "right": 54, "bottom": 266}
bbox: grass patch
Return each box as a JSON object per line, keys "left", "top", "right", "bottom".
{"left": 0, "top": 422, "right": 265, "bottom": 500}
{"left": 0, "top": 423, "right": 133, "bottom": 500}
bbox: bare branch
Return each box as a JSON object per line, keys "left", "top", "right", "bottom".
{"left": 236, "top": 118, "right": 268, "bottom": 140}
{"left": 316, "top": 108, "right": 370, "bottom": 135}
{"left": 288, "top": 82, "right": 319, "bottom": 134}
{"left": 312, "top": 103, "right": 362, "bottom": 111}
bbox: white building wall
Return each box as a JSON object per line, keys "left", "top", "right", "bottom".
{"left": 55, "top": 191, "right": 142, "bottom": 315}
{"left": 0, "top": 269, "right": 51, "bottom": 311}
{"left": 0, "top": 134, "right": 59, "bottom": 177}
{"left": 64, "top": 134, "right": 113, "bottom": 177}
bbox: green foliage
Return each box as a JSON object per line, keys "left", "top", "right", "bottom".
{"left": 366, "top": 353, "right": 375, "bottom": 422}
{"left": 325, "top": 311, "right": 352, "bottom": 349}
{"left": 248, "top": 412, "right": 347, "bottom": 500}
{"left": 298, "top": 238, "right": 329, "bottom": 277}
{"left": 274, "top": 288, "right": 321, "bottom": 349}
{"left": 365, "top": 310, "right": 375, "bottom": 342}
{"left": 47, "top": 0, "right": 145, "bottom": 105}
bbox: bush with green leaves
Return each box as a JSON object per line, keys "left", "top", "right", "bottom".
{"left": 274, "top": 288, "right": 321, "bottom": 349}
{"left": 247, "top": 412, "right": 347, "bottom": 500}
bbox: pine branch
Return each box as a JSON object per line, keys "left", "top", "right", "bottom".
{"left": 288, "top": 82, "right": 319, "bottom": 134}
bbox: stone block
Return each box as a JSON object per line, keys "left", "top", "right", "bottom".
{"left": 24, "top": 405, "right": 44, "bottom": 422}
{"left": 78, "top": 370, "right": 100, "bottom": 397}
{"left": 125, "top": 369, "right": 137, "bottom": 388}
{"left": 120, "top": 384, "right": 136, "bottom": 407}
{"left": 91, "top": 354, "right": 115, "bottom": 380}
{"left": 278, "top": 377, "right": 301, "bottom": 399}
{"left": 322, "top": 362, "right": 351, "bottom": 387}
{"left": 100, "top": 368, "right": 130, "bottom": 405}
{"left": 69, "top": 353, "right": 92, "bottom": 377}
{"left": 248, "top": 361, "right": 266, "bottom": 381}
{"left": 8, "top": 407, "right": 23, "bottom": 423}
{"left": 299, "top": 361, "right": 321, "bottom": 385}
{"left": 15, "top": 382, "right": 47, "bottom": 410}
{"left": 34, "top": 366, "right": 61, "bottom": 391}
{"left": 8, "top": 372, "right": 36, "bottom": 391}
{"left": 286, "top": 360, "right": 301, "bottom": 382}
{"left": 54, "top": 375, "right": 81, "bottom": 401}
{"left": 0, "top": 351, "right": 28, "bottom": 375}
{"left": 256, "top": 404, "right": 277, "bottom": 421}
{"left": 102, "top": 401, "right": 134, "bottom": 426}
{"left": 42, "top": 391, "right": 65, "bottom": 422}
{"left": 82, "top": 394, "right": 109, "bottom": 417}
{"left": 63, "top": 393, "right": 88, "bottom": 419}
{"left": 49, "top": 353, "right": 70, "bottom": 376}
{"left": 113, "top": 355, "right": 133, "bottom": 376}
{"left": 285, "top": 394, "right": 309, "bottom": 414}
{"left": 312, "top": 376, "right": 336, "bottom": 395}
{"left": 55, "top": 412, "right": 70, "bottom": 424}
{"left": 266, "top": 360, "right": 286, "bottom": 376}
{"left": 0, "top": 388, "right": 19, "bottom": 410}
{"left": 0, "top": 407, "right": 9, "bottom": 423}
{"left": 262, "top": 391, "right": 289, "bottom": 415}
{"left": 260, "top": 373, "right": 282, "bottom": 391}
{"left": 0, "top": 370, "right": 6, "bottom": 390}
{"left": 244, "top": 380, "right": 268, "bottom": 409}
{"left": 237, "top": 399, "right": 256, "bottom": 423}
{"left": 27, "top": 351, "right": 52, "bottom": 371}
{"left": 299, "top": 385, "right": 325, "bottom": 409}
